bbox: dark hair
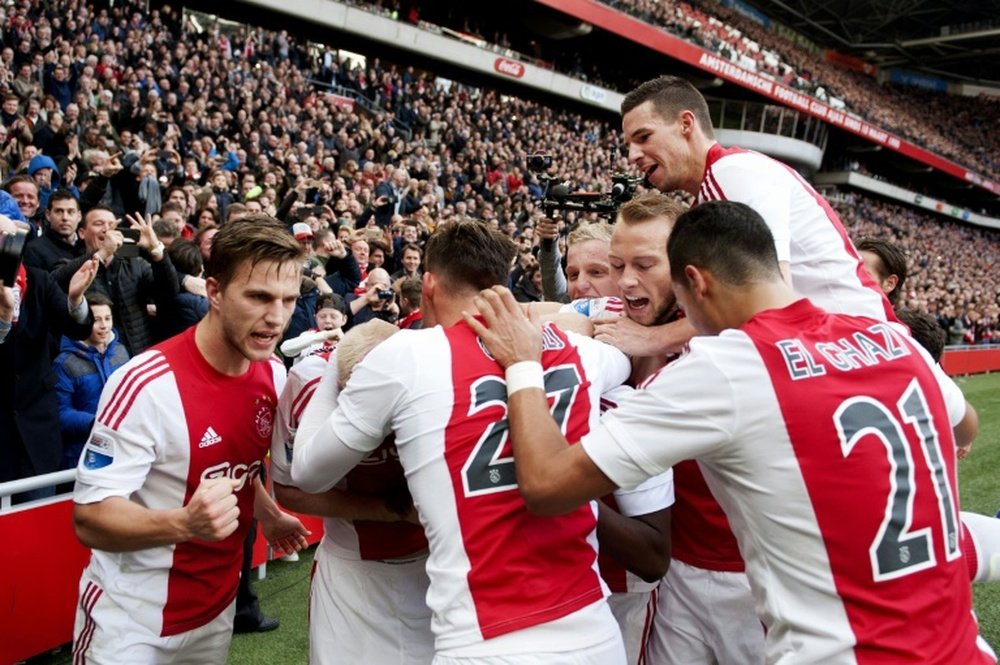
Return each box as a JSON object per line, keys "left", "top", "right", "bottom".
{"left": 47, "top": 188, "right": 79, "bottom": 210}
{"left": 401, "top": 242, "right": 423, "bottom": 257}
{"left": 621, "top": 76, "right": 715, "bottom": 139}
{"left": 424, "top": 219, "right": 516, "bottom": 293}
{"left": 81, "top": 204, "right": 116, "bottom": 229}
{"left": 896, "top": 309, "right": 945, "bottom": 362}
{"left": 668, "top": 201, "right": 780, "bottom": 285}
{"left": 205, "top": 214, "right": 302, "bottom": 289}
{"left": 152, "top": 218, "right": 181, "bottom": 239}
{"left": 3, "top": 174, "right": 38, "bottom": 195}
{"left": 167, "top": 238, "right": 204, "bottom": 275}
{"left": 399, "top": 276, "right": 422, "bottom": 307}
{"left": 159, "top": 200, "right": 186, "bottom": 216}
{"left": 195, "top": 207, "right": 219, "bottom": 226}
{"left": 855, "top": 237, "right": 907, "bottom": 305}
{"left": 316, "top": 292, "right": 346, "bottom": 314}
{"left": 86, "top": 292, "right": 114, "bottom": 310}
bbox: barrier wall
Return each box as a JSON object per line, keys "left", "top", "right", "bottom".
{"left": 0, "top": 496, "right": 323, "bottom": 664}
{"left": 942, "top": 346, "right": 1000, "bottom": 376}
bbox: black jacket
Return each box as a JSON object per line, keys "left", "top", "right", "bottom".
{"left": 53, "top": 251, "right": 178, "bottom": 356}
{"left": 0, "top": 267, "right": 93, "bottom": 481}
{"left": 22, "top": 227, "right": 86, "bottom": 272}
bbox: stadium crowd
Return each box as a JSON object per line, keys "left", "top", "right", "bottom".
{"left": 600, "top": 0, "right": 1000, "bottom": 180}
{"left": 0, "top": 0, "right": 998, "bottom": 491}
{"left": 0, "top": 1, "right": 998, "bottom": 664}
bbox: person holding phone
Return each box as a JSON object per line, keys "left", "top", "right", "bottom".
{"left": 51, "top": 206, "right": 178, "bottom": 355}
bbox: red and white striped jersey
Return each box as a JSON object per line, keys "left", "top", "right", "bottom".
{"left": 270, "top": 352, "right": 427, "bottom": 561}
{"left": 688, "top": 143, "right": 898, "bottom": 573}
{"left": 583, "top": 299, "right": 994, "bottom": 664}
{"left": 74, "top": 327, "right": 284, "bottom": 637}
{"left": 297, "top": 321, "right": 631, "bottom": 654}
{"left": 699, "top": 144, "right": 894, "bottom": 322}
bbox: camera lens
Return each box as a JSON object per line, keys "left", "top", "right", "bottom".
{"left": 0, "top": 230, "right": 27, "bottom": 286}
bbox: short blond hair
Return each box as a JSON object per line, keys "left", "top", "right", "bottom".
{"left": 336, "top": 319, "right": 399, "bottom": 386}
{"left": 567, "top": 220, "right": 613, "bottom": 247}
{"left": 616, "top": 192, "right": 688, "bottom": 227}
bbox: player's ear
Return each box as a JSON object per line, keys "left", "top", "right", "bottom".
{"left": 205, "top": 276, "right": 222, "bottom": 309}
{"left": 684, "top": 265, "right": 708, "bottom": 299}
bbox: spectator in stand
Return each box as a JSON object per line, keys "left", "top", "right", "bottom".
{"left": 22, "top": 188, "right": 84, "bottom": 271}
{"left": 346, "top": 267, "right": 397, "bottom": 329}
{"left": 52, "top": 207, "right": 178, "bottom": 356}
{"left": 195, "top": 223, "right": 219, "bottom": 264}
{"left": 395, "top": 276, "right": 423, "bottom": 330}
{"left": 0, "top": 208, "right": 97, "bottom": 500}
{"left": 159, "top": 239, "right": 209, "bottom": 338}
{"left": 391, "top": 242, "right": 422, "bottom": 281}
{"left": 855, "top": 237, "right": 908, "bottom": 307}
{"left": 29, "top": 153, "right": 77, "bottom": 211}
{"left": 3, "top": 174, "right": 43, "bottom": 233}
{"left": 53, "top": 292, "right": 129, "bottom": 469}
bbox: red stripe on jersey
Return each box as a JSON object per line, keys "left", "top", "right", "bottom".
{"left": 671, "top": 460, "right": 744, "bottom": 571}
{"left": 443, "top": 320, "right": 604, "bottom": 640}
{"left": 107, "top": 365, "right": 171, "bottom": 430}
{"left": 700, "top": 144, "right": 896, "bottom": 323}
{"left": 73, "top": 581, "right": 103, "bottom": 665}
{"left": 98, "top": 354, "right": 167, "bottom": 426}
{"left": 961, "top": 521, "right": 980, "bottom": 583}
{"left": 344, "top": 436, "right": 429, "bottom": 561}
{"left": 292, "top": 378, "right": 322, "bottom": 423}
{"left": 745, "top": 300, "right": 990, "bottom": 664}
{"left": 637, "top": 586, "right": 658, "bottom": 665}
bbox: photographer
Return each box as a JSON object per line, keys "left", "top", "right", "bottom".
{"left": 345, "top": 267, "right": 398, "bottom": 329}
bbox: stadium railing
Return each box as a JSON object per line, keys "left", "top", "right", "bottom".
{"left": 0, "top": 466, "right": 324, "bottom": 664}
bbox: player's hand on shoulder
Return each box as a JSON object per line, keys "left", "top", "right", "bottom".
{"left": 464, "top": 286, "right": 543, "bottom": 369}
{"left": 184, "top": 478, "right": 241, "bottom": 542}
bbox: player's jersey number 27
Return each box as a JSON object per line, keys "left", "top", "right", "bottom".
{"left": 462, "top": 366, "right": 582, "bottom": 497}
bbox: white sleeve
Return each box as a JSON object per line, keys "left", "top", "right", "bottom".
{"left": 74, "top": 360, "right": 169, "bottom": 505}
{"left": 291, "top": 342, "right": 405, "bottom": 492}
{"left": 712, "top": 156, "right": 792, "bottom": 263}
{"left": 566, "top": 330, "right": 631, "bottom": 395}
{"left": 271, "top": 356, "right": 326, "bottom": 486}
{"left": 612, "top": 469, "right": 675, "bottom": 517}
{"left": 932, "top": 361, "right": 966, "bottom": 428}
{"left": 582, "top": 350, "right": 735, "bottom": 490}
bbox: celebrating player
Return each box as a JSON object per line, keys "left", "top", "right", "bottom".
{"left": 293, "top": 220, "right": 633, "bottom": 664}
{"left": 271, "top": 319, "right": 433, "bottom": 665}
{"left": 468, "top": 201, "right": 995, "bottom": 665}
{"left": 71, "top": 215, "right": 310, "bottom": 663}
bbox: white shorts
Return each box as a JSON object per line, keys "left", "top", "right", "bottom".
{"left": 432, "top": 632, "right": 626, "bottom": 665}
{"left": 309, "top": 542, "right": 433, "bottom": 665}
{"left": 72, "top": 569, "right": 235, "bottom": 665}
{"left": 607, "top": 590, "right": 657, "bottom": 665}
{"left": 645, "top": 560, "right": 764, "bottom": 665}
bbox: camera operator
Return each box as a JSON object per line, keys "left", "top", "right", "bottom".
{"left": 345, "top": 267, "right": 398, "bottom": 329}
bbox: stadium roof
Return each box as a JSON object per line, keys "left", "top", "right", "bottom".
{"left": 738, "top": 0, "right": 1000, "bottom": 85}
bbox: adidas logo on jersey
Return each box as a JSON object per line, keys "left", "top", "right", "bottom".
{"left": 198, "top": 426, "right": 223, "bottom": 448}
